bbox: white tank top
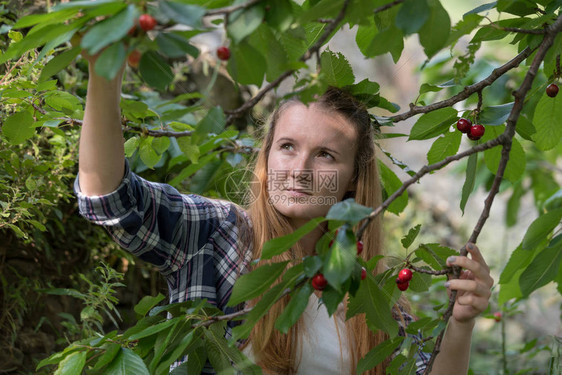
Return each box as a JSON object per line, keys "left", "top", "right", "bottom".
{"left": 242, "top": 293, "right": 352, "bottom": 374}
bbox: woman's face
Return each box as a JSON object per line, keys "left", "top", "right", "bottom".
{"left": 267, "top": 102, "right": 358, "bottom": 228}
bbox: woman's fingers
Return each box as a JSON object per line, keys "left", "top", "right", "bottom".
{"left": 446, "top": 252, "right": 494, "bottom": 288}
{"left": 445, "top": 279, "right": 491, "bottom": 299}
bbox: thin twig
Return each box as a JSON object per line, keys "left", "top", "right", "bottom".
{"left": 409, "top": 265, "right": 450, "bottom": 276}
{"left": 422, "top": 14, "right": 562, "bottom": 375}
{"left": 204, "top": 0, "right": 262, "bottom": 16}
{"left": 356, "top": 135, "right": 506, "bottom": 240}
{"left": 373, "top": 0, "right": 404, "bottom": 14}
{"left": 389, "top": 47, "right": 533, "bottom": 123}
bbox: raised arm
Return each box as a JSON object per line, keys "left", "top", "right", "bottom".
{"left": 78, "top": 56, "right": 126, "bottom": 196}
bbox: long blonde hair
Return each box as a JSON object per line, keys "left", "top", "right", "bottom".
{"left": 244, "top": 87, "right": 388, "bottom": 374}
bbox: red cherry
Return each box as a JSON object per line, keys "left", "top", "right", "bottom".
{"left": 546, "top": 83, "right": 559, "bottom": 98}
{"left": 468, "top": 124, "right": 485, "bottom": 140}
{"left": 217, "top": 46, "right": 231, "bottom": 61}
{"left": 396, "top": 278, "right": 409, "bottom": 291}
{"left": 398, "top": 268, "right": 413, "bottom": 282}
{"left": 356, "top": 240, "right": 363, "bottom": 255}
{"left": 493, "top": 312, "right": 502, "bottom": 322}
{"left": 361, "top": 267, "right": 367, "bottom": 280}
{"left": 127, "top": 50, "right": 141, "bottom": 68}
{"left": 128, "top": 25, "right": 137, "bottom": 36}
{"left": 312, "top": 273, "right": 328, "bottom": 291}
{"left": 456, "top": 118, "right": 472, "bottom": 133}
{"left": 139, "top": 14, "right": 157, "bottom": 31}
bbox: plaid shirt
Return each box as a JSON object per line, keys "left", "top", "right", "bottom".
{"left": 74, "top": 161, "right": 429, "bottom": 374}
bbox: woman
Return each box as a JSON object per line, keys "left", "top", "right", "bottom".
{"left": 75, "top": 54, "right": 494, "bottom": 374}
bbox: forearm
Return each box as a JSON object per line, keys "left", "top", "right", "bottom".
{"left": 429, "top": 318, "right": 475, "bottom": 374}
{"left": 78, "top": 66, "right": 125, "bottom": 196}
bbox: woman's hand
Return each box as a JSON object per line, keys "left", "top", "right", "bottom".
{"left": 445, "top": 242, "right": 494, "bottom": 323}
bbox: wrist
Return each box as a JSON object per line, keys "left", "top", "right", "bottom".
{"left": 450, "top": 316, "right": 476, "bottom": 332}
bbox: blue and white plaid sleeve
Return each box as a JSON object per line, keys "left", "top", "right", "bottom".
{"left": 396, "top": 309, "right": 431, "bottom": 374}
{"left": 74, "top": 161, "right": 238, "bottom": 276}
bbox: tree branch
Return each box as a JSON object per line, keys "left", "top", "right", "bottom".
{"left": 204, "top": 0, "right": 262, "bottom": 17}
{"left": 389, "top": 47, "right": 533, "bottom": 123}
{"left": 356, "top": 135, "right": 506, "bottom": 240}
{"left": 422, "top": 14, "right": 562, "bottom": 375}
{"left": 373, "top": 0, "right": 404, "bottom": 14}
{"left": 224, "top": 0, "right": 351, "bottom": 123}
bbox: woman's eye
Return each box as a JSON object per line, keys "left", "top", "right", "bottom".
{"left": 280, "top": 143, "right": 294, "bottom": 151}
{"left": 319, "top": 151, "right": 334, "bottom": 160}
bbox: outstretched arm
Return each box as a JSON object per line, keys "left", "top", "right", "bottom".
{"left": 78, "top": 54, "right": 126, "bottom": 196}
{"left": 430, "top": 243, "right": 494, "bottom": 374}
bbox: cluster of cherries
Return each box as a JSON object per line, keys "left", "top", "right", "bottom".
{"left": 456, "top": 118, "right": 485, "bottom": 141}
{"left": 311, "top": 239, "right": 365, "bottom": 291}
{"left": 126, "top": 13, "right": 232, "bottom": 68}
{"left": 395, "top": 268, "right": 413, "bottom": 291}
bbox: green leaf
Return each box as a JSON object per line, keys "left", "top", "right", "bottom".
{"left": 248, "top": 24, "right": 290, "bottom": 82}
{"left": 499, "top": 244, "right": 534, "bottom": 284}
{"left": 261, "top": 217, "right": 326, "bottom": 260}
{"left": 195, "top": 106, "right": 226, "bottom": 138}
{"left": 124, "top": 137, "right": 140, "bottom": 157}
{"left": 326, "top": 198, "right": 372, "bottom": 225}
{"left": 408, "top": 107, "right": 458, "bottom": 141}
{"left": 159, "top": 1, "right": 206, "bottom": 28}
{"left": 532, "top": 91, "right": 562, "bottom": 151}
{"left": 182, "top": 345, "right": 206, "bottom": 375}
{"left": 54, "top": 350, "right": 87, "bottom": 375}
{"left": 92, "top": 343, "right": 121, "bottom": 372}
{"left": 2, "top": 110, "right": 35, "bottom": 145}
{"left": 416, "top": 243, "right": 457, "bottom": 270}
{"left": 427, "top": 130, "right": 462, "bottom": 165}
{"left": 227, "top": 261, "right": 289, "bottom": 307}
{"left": 94, "top": 42, "right": 126, "bottom": 81}
{"left": 483, "top": 126, "right": 526, "bottom": 183}
{"left": 344, "top": 79, "right": 380, "bottom": 108}
{"left": 378, "top": 161, "right": 408, "bottom": 215}
{"left": 105, "top": 348, "right": 150, "bottom": 375}
{"left": 356, "top": 24, "right": 404, "bottom": 62}
{"left": 347, "top": 276, "right": 398, "bottom": 336}
{"left": 479, "top": 102, "right": 514, "bottom": 126}
{"left": 81, "top": 5, "right": 136, "bottom": 54}
{"left": 139, "top": 138, "right": 161, "bottom": 169}
{"left": 227, "top": 41, "right": 266, "bottom": 86}
{"left": 275, "top": 282, "right": 313, "bottom": 334}
{"left": 303, "top": 256, "right": 323, "bottom": 277}
{"left": 324, "top": 227, "right": 356, "bottom": 291}
{"left": 128, "top": 317, "right": 181, "bottom": 340}
{"left": 44, "top": 91, "right": 82, "bottom": 113}
{"left": 156, "top": 33, "right": 199, "bottom": 58}
{"left": 408, "top": 270, "right": 432, "bottom": 292}
{"left": 418, "top": 0, "right": 450, "bottom": 58}
{"left": 519, "top": 237, "right": 562, "bottom": 297}
{"left": 357, "top": 336, "right": 404, "bottom": 373}
{"left": 39, "top": 46, "right": 81, "bottom": 82}
{"left": 544, "top": 189, "right": 562, "bottom": 212}
{"left": 139, "top": 51, "right": 174, "bottom": 91}
{"left": 460, "top": 153, "right": 477, "bottom": 215}
{"left": 400, "top": 224, "right": 421, "bottom": 249}
{"left": 320, "top": 50, "right": 354, "bottom": 87}
{"left": 521, "top": 208, "right": 562, "bottom": 250}
{"left": 155, "top": 330, "right": 199, "bottom": 375}
{"left": 227, "top": 3, "right": 265, "bottom": 43}
{"left": 13, "top": 8, "right": 79, "bottom": 28}
{"left": 396, "top": 0, "right": 430, "bottom": 35}
{"left": 205, "top": 326, "right": 260, "bottom": 375}
{"left": 506, "top": 182, "right": 524, "bottom": 227}
{"left": 176, "top": 138, "right": 200, "bottom": 163}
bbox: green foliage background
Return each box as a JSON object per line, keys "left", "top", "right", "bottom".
{"left": 0, "top": 0, "right": 561, "bottom": 374}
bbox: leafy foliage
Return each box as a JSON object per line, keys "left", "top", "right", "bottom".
{"left": 1, "top": 0, "right": 561, "bottom": 374}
